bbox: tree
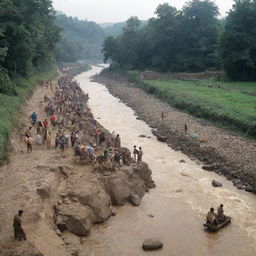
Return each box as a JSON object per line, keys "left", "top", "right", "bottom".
{"left": 102, "top": 1, "right": 221, "bottom": 72}
{"left": 102, "top": 36, "right": 118, "bottom": 63}
{"left": 178, "top": 0, "right": 221, "bottom": 71}
{"left": 144, "top": 4, "right": 182, "bottom": 71}
{"left": 221, "top": 0, "right": 256, "bottom": 80}
{"left": 0, "top": 0, "right": 60, "bottom": 76}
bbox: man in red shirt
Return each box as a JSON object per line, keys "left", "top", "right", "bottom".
{"left": 43, "top": 119, "right": 48, "bottom": 128}
{"left": 50, "top": 115, "right": 57, "bottom": 127}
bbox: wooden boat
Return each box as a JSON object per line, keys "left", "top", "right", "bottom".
{"left": 204, "top": 217, "right": 232, "bottom": 232}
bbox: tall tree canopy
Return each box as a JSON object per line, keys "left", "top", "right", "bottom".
{"left": 221, "top": 0, "right": 256, "bottom": 81}
{"left": 102, "top": 0, "right": 221, "bottom": 72}
{"left": 0, "top": 0, "right": 60, "bottom": 77}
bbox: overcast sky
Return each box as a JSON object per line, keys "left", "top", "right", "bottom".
{"left": 52, "top": 0, "right": 234, "bottom": 24}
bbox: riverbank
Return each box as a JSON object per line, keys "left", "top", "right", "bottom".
{"left": 0, "top": 69, "right": 154, "bottom": 256}
{"left": 94, "top": 71, "right": 256, "bottom": 193}
{"left": 115, "top": 70, "right": 256, "bottom": 137}
{"left": 0, "top": 69, "right": 58, "bottom": 165}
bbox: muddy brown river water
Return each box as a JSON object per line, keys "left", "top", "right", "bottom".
{"left": 76, "top": 66, "right": 256, "bottom": 256}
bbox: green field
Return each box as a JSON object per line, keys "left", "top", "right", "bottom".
{"left": 0, "top": 69, "right": 58, "bottom": 164}
{"left": 127, "top": 71, "right": 256, "bottom": 137}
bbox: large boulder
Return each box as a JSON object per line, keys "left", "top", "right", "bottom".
{"left": 68, "top": 181, "right": 112, "bottom": 223}
{"left": 132, "top": 162, "right": 155, "bottom": 188}
{"left": 100, "top": 162, "right": 155, "bottom": 206}
{"left": 101, "top": 173, "right": 131, "bottom": 206}
{"left": 56, "top": 203, "right": 94, "bottom": 236}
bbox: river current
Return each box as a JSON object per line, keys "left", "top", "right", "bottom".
{"left": 76, "top": 66, "right": 256, "bottom": 256}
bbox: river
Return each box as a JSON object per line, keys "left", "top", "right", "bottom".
{"left": 76, "top": 66, "right": 256, "bottom": 256}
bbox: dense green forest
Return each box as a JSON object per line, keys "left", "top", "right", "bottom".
{"left": 0, "top": 0, "right": 60, "bottom": 93}
{"left": 54, "top": 13, "right": 105, "bottom": 63}
{"left": 103, "top": 0, "right": 256, "bottom": 81}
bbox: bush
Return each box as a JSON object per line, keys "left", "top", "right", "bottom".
{"left": 0, "top": 68, "right": 16, "bottom": 95}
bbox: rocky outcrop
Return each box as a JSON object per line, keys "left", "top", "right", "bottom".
{"left": 100, "top": 162, "right": 155, "bottom": 206}
{"left": 53, "top": 162, "right": 155, "bottom": 236}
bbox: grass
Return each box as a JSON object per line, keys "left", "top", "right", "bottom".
{"left": 125, "top": 70, "right": 256, "bottom": 137}
{"left": 0, "top": 69, "right": 58, "bottom": 164}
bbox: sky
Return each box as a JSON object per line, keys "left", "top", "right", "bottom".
{"left": 52, "top": 0, "right": 234, "bottom": 24}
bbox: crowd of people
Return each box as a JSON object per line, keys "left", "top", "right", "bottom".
{"left": 16, "top": 75, "right": 148, "bottom": 241}
{"left": 23, "top": 75, "right": 146, "bottom": 168}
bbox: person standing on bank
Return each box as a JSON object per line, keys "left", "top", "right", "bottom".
{"left": 138, "top": 147, "right": 143, "bottom": 162}
{"left": 133, "top": 145, "right": 138, "bottom": 162}
{"left": 13, "top": 210, "right": 26, "bottom": 241}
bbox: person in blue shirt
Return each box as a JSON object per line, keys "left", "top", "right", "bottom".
{"left": 31, "top": 112, "right": 37, "bottom": 125}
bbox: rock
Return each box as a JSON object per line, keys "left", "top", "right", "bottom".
{"left": 62, "top": 232, "right": 81, "bottom": 246}
{"left": 132, "top": 162, "right": 154, "bottom": 188}
{"left": 58, "top": 165, "right": 72, "bottom": 178}
{"left": 156, "top": 134, "right": 167, "bottom": 142}
{"left": 63, "top": 198, "right": 71, "bottom": 204}
{"left": 56, "top": 215, "right": 67, "bottom": 232}
{"left": 56, "top": 229, "right": 62, "bottom": 236}
{"left": 36, "top": 182, "right": 51, "bottom": 200}
{"left": 119, "top": 147, "right": 132, "bottom": 162}
{"left": 102, "top": 174, "right": 131, "bottom": 206}
{"left": 103, "top": 171, "right": 113, "bottom": 176}
{"left": 139, "top": 135, "right": 147, "bottom": 138}
{"left": 179, "top": 159, "right": 186, "bottom": 163}
{"left": 57, "top": 199, "right": 63, "bottom": 205}
{"left": 245, "top": 184, "right": 254, "bottom": 192}
{"left": 212, "top": 180, "right": 222, "bottom": 188}
{"left": 203, "top": 165, "right": 218, "bottom": 171}
{"left": 152, "top": 129, "right": 167, "bottom": 142}
{"left": 142, "top": 238, "right": 163, "bottom": 251}
{"left": 148, "top": 214, "right": 154, "bottom": 218}
{"left": 111, "top": 207, "right": 117, "bottom": 216}
{"left": 129, "top": 193, "right": 142, "bottom": 206}
{"left": 68, "top": 181, "right": 112, "bottom": 223}
{"left": 148, "top": 181, "right": 156, "bottom": 188}
{"left": 56, "top": 203, "right": 94, "bottom": 236}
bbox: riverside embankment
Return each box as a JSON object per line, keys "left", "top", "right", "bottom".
{"left": 94, "top": 71, "right": 256, "bottom": 193}
{"left": 73, "top": 66, "right": 256, "bottom": 256}
{"left": 0, "top": 69, "right": 154, "bottom": 256}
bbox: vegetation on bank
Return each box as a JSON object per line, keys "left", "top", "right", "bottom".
{"left": 106, "top": 69, "right": 256, "bottom": 137}
{"left": 103, "top": 0, "right": 256, "bottom": 81}
{"left": 0, "top": 69, "right": 58, "bottom": 164}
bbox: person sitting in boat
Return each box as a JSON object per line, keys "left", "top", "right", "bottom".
{"left": 217, "top": 204, "right": 226, "bottom": 222}
{"left": 206, "top": 208, "right": 219, "bottom": 226}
